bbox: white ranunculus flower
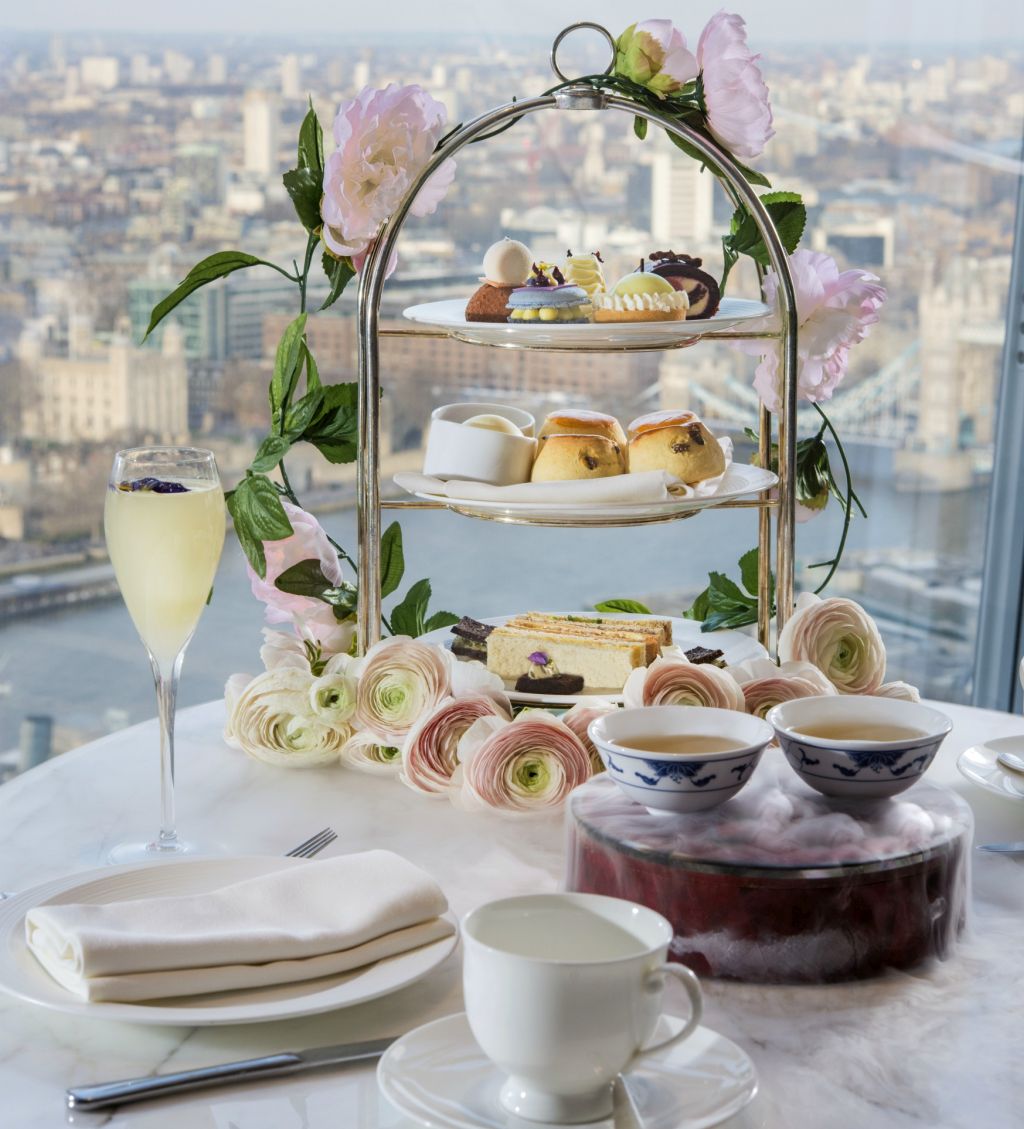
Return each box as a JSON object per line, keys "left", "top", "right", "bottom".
{"left": 351, "top": 637, "right": 450, "bottom": 742}
{"left": 339, "top": 729, "right": 404, "bottom": 775}
{"left": 778, "top": 592, "right": 886, "bottom": 695}
{"left": 259, "top": 628, "right": 311, "bottom": 672}
{"left": 874, "top": 680, "right": 921, "bottom": 703}
{"left": 308, "top": 663, "right": 358, "bottom": 727}
{"left": 224, "top": 668, "right": 348, "bottom": 768}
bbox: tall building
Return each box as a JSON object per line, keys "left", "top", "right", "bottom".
{"left": 243, "top": 90, "right": 280, "bottom": 178}
{"left": 207, "top": 53, "right": 228, "bottom": 84}
{"left": 80, "top": 57, "right": 119, "bottom": 91}
{"left": 281, "top": 54, "right": 302, "bottom": 100}
{"left": 650, "top": 148, "right": 714, "bottom": 246}
{"left": 174, "top": 144, "right": 225, "bottom": 205}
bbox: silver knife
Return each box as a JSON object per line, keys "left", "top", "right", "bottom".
{"left": 66, "top": 1036, "right": 395, "bottom": 1111}
{"left": 977, "top": 842, "right": 1024, "bottom": 854}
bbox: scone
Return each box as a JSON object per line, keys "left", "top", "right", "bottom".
{"left": 531, "top": 434, "right": 626, "bottom": 481}
{"left": 627, "top": 410, "right": 726, "bottom": 484}
{"left": 538, "top": 409, "right": 627, "bottom": 448}
{"left": 593, "top": 270, "right": 689, "bottom": 323}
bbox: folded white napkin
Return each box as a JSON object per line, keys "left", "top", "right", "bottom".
{"left": 395, "top": 438, "right": 733, "bottom": 505}
{"left": 25, "top": 850, "right": 454, "bottom": 1003}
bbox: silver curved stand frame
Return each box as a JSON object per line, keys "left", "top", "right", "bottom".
{"left": 356, "top": 45, "right": 798, "bottom": 658}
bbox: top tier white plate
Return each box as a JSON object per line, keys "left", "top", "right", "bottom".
{"left": 402, "top": 297, "right": 772, "bottom": 350}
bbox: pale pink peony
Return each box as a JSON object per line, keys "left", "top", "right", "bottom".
{"left": 696, "top": 11, "right": 774, "bottom": 161}
{"left": 401, "top": 693, "right": 511, "bottom": 797}
{"left": 778, "top": 592, "right": 886, "bottom": 695}
{"left": 455, "top": 712, "right": 592, "bottom": 813}
{"left": 321, "top": 84, "right": 456, "bottom": 261}
{"left": 730, "top": 657, "right": 836, "bottom": 718}
{"left": 247, "top": 501, "right": 354, "bottom": 655}
{"left": 738, "top": 250, "right": 887, "bottom": 414}
{"left": 560, "top": 700, "right": 619, "bottom": 774}
{"left": 874, "top": 681, "right": 921, "bottom": 703}
{"left": 615, "top": 20, "right": 698, "bottom": 97}
{"left": 351, "top": 637, "right": 450, "bottom": 742}
{"left": 623, "top": 656, "right": 746, "bottom": 711}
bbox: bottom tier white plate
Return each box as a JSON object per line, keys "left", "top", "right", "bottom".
{"left": 0, "top": 857, "right": 458, "bottom": 1026}
{"left": 957, "top": 736, "right": 1024, "bottom": 801}
{"left": 377, "top": 1011, "right": 758, "bottom": 1129}
{"left": 420, "top": 612, "right": 766, "bottom": 706}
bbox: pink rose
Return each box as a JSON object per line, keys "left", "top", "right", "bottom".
{"left": 401, "top": 693, "right": 511, "bottom": 797}
{"left": 737, "top": 250, "right": 887, "bottom": 413}
{"left": 778, "top": 592, "right": 886, "bottom": 695}
{"left": 321, "top": 84, "right": 456, "bottom": 261}
{"left": 730, "top": 657, "right": 836, "bottom": 718}
{"left": 615, "top": 20, "right": 698, "bottom": 97}
{"left": 455, "top": 712, "right": 592, "bottom": 813}
{"left": 623, "top": 656, "right": 746, "bottom": 711}
{"left": 560, "top": 700, "right": 618, "bottom": 773}
{"left": 247, "top": 501, "right": 354, "bottom": 655}
{"left": 696, "top": 11, "right": 774, "bottom": 161}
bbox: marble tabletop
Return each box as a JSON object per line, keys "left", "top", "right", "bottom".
{"left": 1, "top": 698, "right": 1022, "bottom": 1129}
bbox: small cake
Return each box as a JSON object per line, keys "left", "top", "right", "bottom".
{"left": 646, "top": 251, "right": 721, "bottom": 319}
{"left": 507, "top": 263, "right": 591, "bottom": 324}
{"left": 531, "top": 434, "right": 626, "bottom": 482}
{"left": 593, "top": 268, "right": 689, "bottom": 323}
{"left": 514, "top": 651, "right": 585, "bottom": 696}
{"left": 450, "top": 616, "right": 495, "bottom": 661}
{"left": 466, "top": 237, "right": 533, "bottom": 323}
{"left": 563, "top": 250, "right": 607, "bottom": 297}
{"left": 538, "top": 409, "right": 627, "bottom": 449}
{"left": 627, "top": 409, "right": 726, "bottom": 485}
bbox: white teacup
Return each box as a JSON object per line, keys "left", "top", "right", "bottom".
{"left": 462, "top": 892, "right": 702, "bottom": 1124}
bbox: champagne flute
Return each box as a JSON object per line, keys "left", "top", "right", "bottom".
{"left": 104, "top": 447, "right": 226, "bottom": 862}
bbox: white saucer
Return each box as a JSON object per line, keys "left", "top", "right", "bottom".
{"left": 0, "top": 857, "right": 458, "bottom": 1026}
{"left": 377, "top": 1011, "right": 758, "bottom": 1129}
{"left": 958, "top": 736, "right": 1024, "bottom": 801}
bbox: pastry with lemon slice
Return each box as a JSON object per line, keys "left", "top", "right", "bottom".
{"left": 506, "top": 262, "right": 592, "bottom": 324}
{"left": 593, "top": 267, "right": 690, "bottom": 323}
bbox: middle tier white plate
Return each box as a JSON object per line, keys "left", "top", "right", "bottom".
{"left": 402, "top": 296, "right": 772, "bottom": 349}
{"left": 398, "top": 462, "right": 778, "bottom": 526}
{"left": 420, "top": 613, "right": 767, "bottom": 706}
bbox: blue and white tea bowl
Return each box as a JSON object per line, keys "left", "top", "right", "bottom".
{"left": 588, "top": 706, "right": 774, "bottom": 814}
{"left": 767, "top": 695, "right": 953, "bottom": 799}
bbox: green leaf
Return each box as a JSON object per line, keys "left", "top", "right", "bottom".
{"left": 723, "top": 191, "right": 806, "bottom": 268}
{"left": 594, "top": 598, "right": 653, "bottom": 615}
{"left": 702, "top": 605, "right": 758, "bottom": 632}
{"left": 283, "top": 166, "right": 323, "bottom": 232}
{"left": 302, "top": 341, "right": 321, "bottom": 395}
{"left": 320, "top": 252, "right": 356, "bottom": 312}
{"left": 269, "top": 313, "right": 308, "bottom": 430}
{"left": 633, "top": 116, "right": 648, "bottom": 141}
{"left": 297, "top": 101, "right": 324, "bottom": 173}
{"left": 283, "top": 388, "right": 323, "bottom": 440}
{"left": 226, "top": 474, "right": 293, "bottom": 576}
{"left": 144, "top": 252, "right": 274, "bottom": 341}
{"left": 391, "top": 578, "right": 432, "bottom": 637}
{"left": 274, "top": 558, "right": 335, "bottom": 598}
{"left": 707, "top": 571, "right": 755, "bottom": 610}
{"left": 738, "top": 548, "right": 760, "bottom": 598}
{"left": 322, "top": 582, "right": 359, "bottom": 617}
{"left": 682, "top": 586, "right": 711, "bottom": 622}
{"left": 249, "top": 434, "right": 291, "bottom": 474}
{"left": 301, "top": 381, "right": 358, "bottom": 463}
{"left": 380, "top": 522, "right": 405, "bottom": 599}
{"left": 424, "top": 610, "right": 460, "bottom": 632}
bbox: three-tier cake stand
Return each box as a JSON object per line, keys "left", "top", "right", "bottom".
{"left": 353, "top": 23, "right": 799, "bottom": 658}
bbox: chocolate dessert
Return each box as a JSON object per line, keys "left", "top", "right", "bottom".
{"left": 685, "top": 646, "right": 726, "bottom": 667}
{"left": 514, "top": 671, "right": 585, "bottom": 695}
{"left": 450, "top": 616, "right": 494, "bottom": 660}
{"left": 647, "top": 252, "right": 721, "bottom": 319}
{"left": 465, "top": 283, "right": 515, "bottom": 323}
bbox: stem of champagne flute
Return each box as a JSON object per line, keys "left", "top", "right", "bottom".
{"left": 149, "top": 649, "right": 185, "bottom": 852}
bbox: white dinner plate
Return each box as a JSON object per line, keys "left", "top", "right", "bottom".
{"left": 0, "top": 857, "right": 458, "bottom": 1026}
{"left": 402, "top": 297, "right": 772, "bottom": 350}
{"left": 419, "top": 613, "right": 766, "bottom": 706}
{"left": 957, "top": 736, "right": 1024, "bottom": 802}
{"left": 377, "top": 1011, "right": 758, "bottom": 1129}
{"left": 401, "top": 463, "right": 778, "bottom": 526}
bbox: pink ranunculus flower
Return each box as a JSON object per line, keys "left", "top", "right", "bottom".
{"left": 351, "top": 637, "right": 451, "bottom": 743}
{"left": 696, "top": 11, "right": 774, "bottom": 160}
{"left": 778, "top": 592, "right": 886, "bottom": 696}
{"left": 623, "top": 656, "right": 746, "bottom": 711}
{"left": 615, "top": 20, "right": 698, "bottom": 97}
{"left": 874, "top": 681, "right": 921, "bottom": 703}
{"left": 455, "top": 712, "right": 592, "bottom": 813}
{"left": 730, "top": 657, "right": 836, "bottom": 718}
{"left": 401, "top": 693, "right": 511, "bottom": 797}
{"left": 560, "top": 700, "right": 619, "bottom": 774}
{"left": 247, "top": 500, "right": 354, "bottom": 655}
{"left": 320, "top": 84, "right": 456, "bottom": 262}
{"left": 738, "top": 250, "right": 887, "bottom": 414}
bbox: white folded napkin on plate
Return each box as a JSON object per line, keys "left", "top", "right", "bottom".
{"left": 25, "top": 850, "right": 454, "bottom": 1003}
{"left": 395, "top": 469, "right": 692, "bottom": 505}
{"left": 395, "top": 437, "right": 733, "bottom": 505}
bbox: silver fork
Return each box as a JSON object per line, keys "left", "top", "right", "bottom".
{"left": 0, "top": 828, "right": 339, "bottom": 901}
{"left": 285, "top": 827, "right": 338, "bottom": 858}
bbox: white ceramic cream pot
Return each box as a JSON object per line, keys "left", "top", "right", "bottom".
{"left": 422, "top": 402, "right": 536, "bottom": 486}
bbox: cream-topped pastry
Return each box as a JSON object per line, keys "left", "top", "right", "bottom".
{"left": 482, "top": 238, "right": 533, "bottom": 286}
{"left": 563, "top": 250, "right": 606, "bottom": 297}
{"left": 593, "top": 270, "right": 690, "bottom": 323}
